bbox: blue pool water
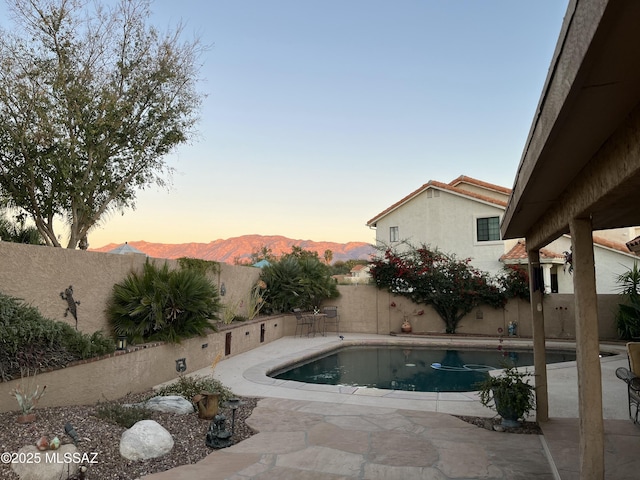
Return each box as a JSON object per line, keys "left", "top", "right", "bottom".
{"left": 271, "top": 346, "right": 577, "bottom": 393}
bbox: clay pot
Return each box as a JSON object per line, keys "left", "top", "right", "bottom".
{"left": 16, "top": 413, "right": 36, "bottom": 424}
{"left": 192, "top": 391, "right": 220, "bottom": 419}
{"left": 401, "top": 321, "right": 412, "bottom": 333}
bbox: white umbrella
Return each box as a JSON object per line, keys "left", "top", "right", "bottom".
{"left": 108, "top": 242, "right": 146, "bottom": 255}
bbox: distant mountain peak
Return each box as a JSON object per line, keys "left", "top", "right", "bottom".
{"left": 91, "top": 234, "right": 375, "bottom": 264}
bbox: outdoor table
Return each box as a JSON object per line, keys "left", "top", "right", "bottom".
{"left": 307, "top": 313, "right": 327, "bottom": 337}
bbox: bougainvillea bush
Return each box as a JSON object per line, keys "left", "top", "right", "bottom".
{"left": 369, "top": 244, "right": 528, "bottom": 334}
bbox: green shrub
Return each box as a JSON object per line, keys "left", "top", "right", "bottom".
{"left": 615, "top": 262, "right": 640, "bottom": 340}
{"left": 498, "top": 265, "right": 531, "bottom": 301}
{"left": 0, "top": 293, "right": 115, "bottom": 381}
{"left": 154, "top": 374, "right": 234, "bottom": 405}
{"left": 261, "top": 249, "right": 339, "bottom": 314}
{"left": 95, "top": 401, "right": 152, "bottom": 428}
{"left": 106, "top": 260, "right": 221, "bottom": 344}
{"left": 369, "top": 243, "right": 508, "bottom": 334}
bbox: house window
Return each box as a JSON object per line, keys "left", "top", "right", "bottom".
{"left": 476, "top": 216, "right": 500, "bottom": 242}
{"left": 390, "top": 226, "right": 399, "bottom": 242}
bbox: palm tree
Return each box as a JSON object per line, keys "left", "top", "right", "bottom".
{"left": 616, "top": 263, "right": 640, "bottom": 339}
{"left": 0, "top": 210, "right": 45, "bottom": 245}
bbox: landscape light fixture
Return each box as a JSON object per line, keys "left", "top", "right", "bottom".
{"left": 116, "top": 335, "right": 128, "bottom": 351}
{"left": 64, "top": 422, "right": 80, "bottom": 445}
{"left": 220, "top": 282, "right": 226, "bottom": 296}
{"left": 222, "top": 397, "right": 244, "bottom": 436}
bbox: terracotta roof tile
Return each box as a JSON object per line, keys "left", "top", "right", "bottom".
{"left": 501, "top": 236, "right": 633, "bottom": 264}
{"left": 448, "top": 175, "right": 512, "bottom": 195}
{"left": 500, "top": 240, "right": 564, "bottom": 262}
{"left": 592, "top": 235, "right": 632, "bottom": 254}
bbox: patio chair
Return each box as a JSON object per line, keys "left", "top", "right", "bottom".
{"left": 615, "top": 342, "right": 640, "bottom": 424}
{"left": 322, "top": 306, "right": 340, "bottom": 336}
{"left": 293, "top": 308, "right": 313, "bottom": 337}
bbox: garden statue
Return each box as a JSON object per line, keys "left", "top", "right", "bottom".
{"left": 205, "top": 414, "right": 232, "bottom": 449}
{"left": 60, "top": 285, "right": 80, "bottom": 330}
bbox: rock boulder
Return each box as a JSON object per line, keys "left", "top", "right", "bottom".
{"left": 11, "top": 444, "right": 79, "bottom": 480}
{"left": 139, "top": 395, "right": 194, "bottom": 414}
{"left": 119, "top": 420, "right": 174, "bottom": 461}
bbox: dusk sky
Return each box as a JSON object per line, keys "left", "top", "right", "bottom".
{"left": 3, "top": 1, "right": 570, "bottom": 248}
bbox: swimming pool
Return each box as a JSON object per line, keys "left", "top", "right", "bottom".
{"left": 270, "top": 346, "right": 577, "bottom": 393}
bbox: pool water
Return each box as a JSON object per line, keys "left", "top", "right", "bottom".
{"left": 271, "top": 346, "right": 577, "bottom": 393}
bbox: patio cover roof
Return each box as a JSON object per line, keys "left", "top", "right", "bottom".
{"left": 500, "top": 2, "right": 640, "bottom": 477}
{"left": 502, "top": 0, "right": 640, "bottom": 248}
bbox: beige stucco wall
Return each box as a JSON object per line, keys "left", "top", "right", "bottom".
{"left": 1, "top": 242, "right": 153, "bottom": 334}
{"left": 328, "top": 286, "right": 619, "bottom": 340}
{"left": 0, "top": 241, "right": 261, "bottom": 334}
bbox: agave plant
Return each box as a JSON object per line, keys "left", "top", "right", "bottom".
{"left": 10, "top": 371, "right": 46, "bottom": 414}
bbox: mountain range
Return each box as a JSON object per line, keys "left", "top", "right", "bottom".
{"left": 91, "top": 234, "right": 376, "bottom": 264}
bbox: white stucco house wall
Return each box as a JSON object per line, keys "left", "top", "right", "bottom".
{"left": 366, "top": 175, "right": 638, "bottom": 294}
{"left": 349, "top": 264, "right": 371, "bottom": 284}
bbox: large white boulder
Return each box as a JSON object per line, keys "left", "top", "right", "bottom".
{"left": 11, "top": 444, "right": 79, "bottom": 480}
{"left": 119, "top": 420, "right": 174, "bottom": 461}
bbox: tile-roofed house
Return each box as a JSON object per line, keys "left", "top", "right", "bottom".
{"left": 366, "top": 175, "right": 639, "bottom": 293}
{"left": 366, "top": 175, "right": 514, "bottom": 276}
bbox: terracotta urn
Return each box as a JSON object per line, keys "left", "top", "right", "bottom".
{"left": 193, "top": 391, "right": 220, "bottom": 419}
{"left": 401, "top": 320, "right": 412, "bottom": 333}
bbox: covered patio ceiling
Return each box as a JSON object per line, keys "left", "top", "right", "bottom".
{"left": 502, "top": 0, "right": 640, "bottom": 247}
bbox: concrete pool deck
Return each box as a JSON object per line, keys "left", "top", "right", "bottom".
{"left": 143, "top": 334, "right": 640, "bottom": 480}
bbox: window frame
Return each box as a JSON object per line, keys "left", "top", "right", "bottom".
{"left": 474, "top": 215, "right": 502, "bottom": 244}
{"left": 390, "top": 226, "right": 399, "bottom": 243}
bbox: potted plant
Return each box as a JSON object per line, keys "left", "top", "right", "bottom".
{"left": 476, "top": 363, "right": 535, "bottom": 428}
{"left": 10, "top": 371, "right": 46, "bottom": 423}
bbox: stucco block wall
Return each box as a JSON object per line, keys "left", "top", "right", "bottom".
{"left": 332, "top": 285, "right": 619, "bottom": 340}
{"left": 0, "top": 241, "right": 262, "bottom": 334}
{"left": 323, "top": 285, "right": 380, "bottom": 334}
{"left": 0, "top": 242, "right": 154, "bottom": 334}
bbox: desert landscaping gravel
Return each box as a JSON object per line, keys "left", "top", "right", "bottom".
{"left": 0, "top": 392, "right": 258, "bottom": 480}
